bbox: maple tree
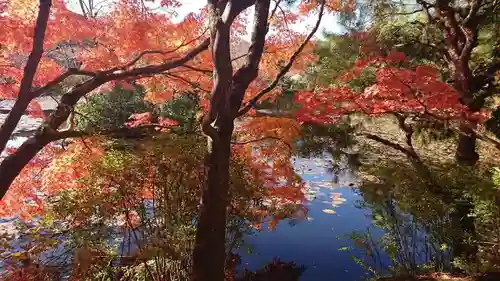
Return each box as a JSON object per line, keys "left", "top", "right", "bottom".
{"left": 0, "top": 0, "right": 356, "bottom": 279}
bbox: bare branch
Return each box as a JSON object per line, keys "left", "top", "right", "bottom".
{"left": 120, "top": 27, "right": 210, "bottom": 70}
{"left": 180, "top": 64, "right": 212, "bottom": 74}
{"left": 108, "top": 39, "right": 210, "bottom": 79}
{"left": 416, "top": 0, "right": 434, "bottom": 23}
{"left": 463, "top": 0, "right": 482, "bottom": 26}
{"left": 231, "top": 52, "right": 248, "bottom": 62}
{"left": 269, "top": 0, "right": 282, "bottom": 20}
{"left": 78, "top": 0, "right": 90, "bottom": 18}
{"left": 50, "top": 124, "right": 177, "bottom": 141}
{"left": 378, "top": 9, "right": 424, "bottom": 18}
{"left": 360, "top": 132, "right": 419, "bottom": 159}
{"left": 121, "top": 50, "right": 171, "bottom": 69}
{"left": 164, "top": 73, "right": 210, "bottom": 93}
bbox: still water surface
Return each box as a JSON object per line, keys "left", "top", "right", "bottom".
{"left": 238, "top": 157, "right": 388, "bottom": 281}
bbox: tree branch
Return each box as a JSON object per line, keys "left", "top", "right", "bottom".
{"left": 236, "top": 0, "right": 325, "bottom": 117}
{"left": 379, "top": 9, "right": 424, "bottom": 18}
{"left": 0, "top": 37, "right": 211, "bottom": 199}
{"left": 463, "top": 0, "right": 482, "bottom": 26}
{"left": 121, "top": 50, "right": 171, "bottom": 69}
{"left": 269, "top": 0, "right": 282, "bottom": 20}
{"left": 164, "top": 73, "right": 210, "bottom": 93}
{"left": 108, "top": 38, "right": 210, "bottom": 79}
{"left": 120, "top": 28, "right": 211, "bottom": 70}
{"left": 49, "top": 124, "right": 176, "bottom": 140}
{"left": 180, "top": 64, "right": 213, "bottom": 74}
{"left": 32, "top": 68, "right": 97, "bottom": 97}
{"left": 228, "top": 0, "right": 272, "bottom": 116}
{"left": 360, "top": 132, "right": 419, "bottom": 159}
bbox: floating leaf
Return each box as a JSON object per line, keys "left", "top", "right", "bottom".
{"left": 322, "top": 209, "right": 336, "bottom": 214}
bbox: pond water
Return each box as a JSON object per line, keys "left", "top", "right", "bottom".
{"left": 237, "top": 156, "right": 389, "bottom": 281}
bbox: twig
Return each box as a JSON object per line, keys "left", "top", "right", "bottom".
{"left": 180, "top": 64, "right": 212, "bottom": 74}
{"left": 359, "top": 132, "right": 419, "bottom": 159}
{"left": 163, "top": 73, "right": 210, "bottom": 93}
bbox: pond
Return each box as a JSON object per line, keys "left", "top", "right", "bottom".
{"left": 237, "top": 156, "right": 389, "bottom": 281}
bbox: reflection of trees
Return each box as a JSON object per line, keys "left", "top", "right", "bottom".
{"left": 235, "top": 258, "right": 306, "bottom": 281}
{"left": 354, "top": 193, "right": 452, "bottom": 276}
{"left": 352, "top": 155, "right": 500, "bottom": 276}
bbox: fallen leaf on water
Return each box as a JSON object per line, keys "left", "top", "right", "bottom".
{"left": 322, "top": 209, "right": 336, "bottom": 214}
{"left": 331, "top": 192, "right": 342, "bottom": 198}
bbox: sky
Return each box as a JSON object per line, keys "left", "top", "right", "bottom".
{"left": 67, "top": 0, "right": 345, "bottom": 38}
{"left": 168, "top": 1, "right": 345, "bottom": 36}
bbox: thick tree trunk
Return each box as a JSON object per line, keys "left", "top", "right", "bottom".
{"left": 192, "top": 121, "right": 233, "bottom": 281}
{"left": 456, "top": 123, "right": 479, "bottom": 166}
{"left": 0, "top": 97, "right": 33, "bottom": 152}
{"left": 452, "top": 61, "right": 480, "bottom": 166}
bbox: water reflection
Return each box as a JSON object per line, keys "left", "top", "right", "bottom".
{"left": 343, "top": 155, "right": 500, "bottom": 280}
{"left": 237, "top": 156, "right": 381, "bottom": 281}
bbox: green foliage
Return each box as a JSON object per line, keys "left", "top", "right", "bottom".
{"left": 7, "top": 132, "right": 290, "bottom": 280}
{"left": 157, "top": 92, "right": 200, "bottom": 134}
{"left": 75, "top": 85, "right": 204, "bottom": 136}
{"left": 310, "top": 34, "right": 361, "bottom": 87}
{"left": 349, "top": 148, "right": 500, "bottom": 276}
{"left": 373, "top": 19, "right": 446, "bottom": 68}
{"left": 297, "top": 119, "right": 360, "bottom": 168}
{"left": 75, "top": 85, "right": 153, "bottom": 131}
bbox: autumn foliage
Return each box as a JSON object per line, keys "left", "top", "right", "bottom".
{"left": 0, "top": 0, "right": 349, "bottom": 217}
{"left": 295, "top": 41, "right": 490, "bottom": 125}
{"left": 0, "top": 0, "right": 343, "bottom": 111}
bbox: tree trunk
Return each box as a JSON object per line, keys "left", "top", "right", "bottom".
{"left": 452, "top": 61, "right": 480, "bottom": 166}
{"left": 456, "top": 123, "right": 479, "bottom": 166}
{"left": 192, "top": 121, "right": 233, "bottom": 281}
